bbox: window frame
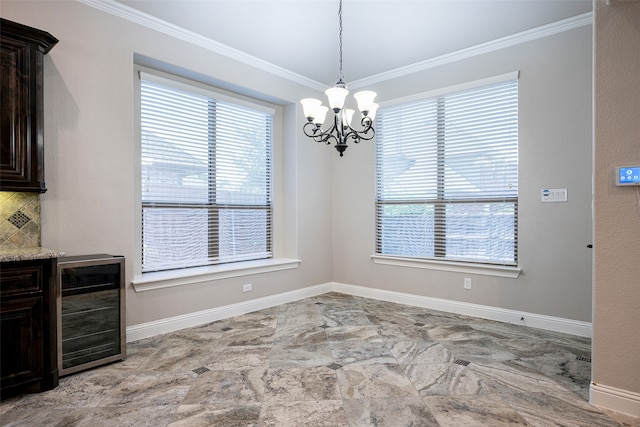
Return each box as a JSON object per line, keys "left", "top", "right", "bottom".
{"left": 133, "top": 66, "right": 299, "bottom": 290}
{"left": 374, "top": 72, "right": 521, "bottom": 277}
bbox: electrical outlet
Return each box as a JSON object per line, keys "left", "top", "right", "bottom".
{"left": 464, "top": 278, "right": 472, "bottom": 290}
{"left": 243, "top": 284, "right": 252, "bottom": 292}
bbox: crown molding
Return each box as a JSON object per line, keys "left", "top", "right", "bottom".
{"left": 78, "top": 0, "right": 591, "bottom": 92}
{"left": 350, "top": 11, "right": 593, "bottom": 89}
{"left": 77, "top": 0, "right": 327, "bottom": 91}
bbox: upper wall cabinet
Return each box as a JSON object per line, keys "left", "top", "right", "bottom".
{"left": 1, "top": 19, "right": 57, "bottom": 193}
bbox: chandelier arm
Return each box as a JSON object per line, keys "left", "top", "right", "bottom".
{"left": 324, "top": 115, "right": 342, "bottom": 146}
{"left": 302, "top": 120, "right": 339, "bottom": 146}
{"left": 342, "top": 117, "right": 375, "bottom": 143}
{"left": 343, "top": 127, "right": 375, "bottom": 144}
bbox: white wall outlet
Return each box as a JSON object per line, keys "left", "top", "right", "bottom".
{"left": 464, "top": 278, "right": 472, "bottom": 290}
{"left": 243, "top": 283, "right": 252, "bottom": 292}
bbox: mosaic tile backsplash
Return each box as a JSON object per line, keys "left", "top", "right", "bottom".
{"left": 0, "top": 192, "right": 41, "bottom": 249}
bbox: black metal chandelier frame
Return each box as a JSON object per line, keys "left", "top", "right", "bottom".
{"left": 302, "top": 109, "right": 375, "bottom": 157}
{"left": 301, "top": 0, "right": 377, "bottom": 157}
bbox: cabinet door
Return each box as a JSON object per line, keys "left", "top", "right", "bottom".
{"left": 0, "top": 36, "right": 45, "bottom": 192}
{"left": 0, "top": 296, "right": 43, "bottom": 391}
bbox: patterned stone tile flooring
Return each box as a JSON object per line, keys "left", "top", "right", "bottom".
{"left": 2, "top": 292, "right": 638, "bottom": 426}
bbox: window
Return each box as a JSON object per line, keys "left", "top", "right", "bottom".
{"left": 139, "top": 71, "right": 273, "bottom": 273}
{"left": 375, "top": 76, "right": 518, "bottom": 266}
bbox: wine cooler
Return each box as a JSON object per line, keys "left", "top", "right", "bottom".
{"left": 57, "top": 255, "right": 125, "bottom": 376}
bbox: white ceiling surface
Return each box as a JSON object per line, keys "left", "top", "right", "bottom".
{"left": 116, "top": 0, "right": 592, "bottom": 87}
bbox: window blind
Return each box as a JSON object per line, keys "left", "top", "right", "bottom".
{"left": 140, "top": 74, "right": 273, "bottom": 272}
{"left": 376, "top": 78, "right": 518, "bottom": 265}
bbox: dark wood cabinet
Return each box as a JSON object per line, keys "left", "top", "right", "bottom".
{"left": 1, "top": 258, "right": 58, "bottom": 400}
{"left": 0, "top": 18, "right": 57, "bottom": 193}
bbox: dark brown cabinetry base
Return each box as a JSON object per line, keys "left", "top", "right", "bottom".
{"left": 1, "top": 257, "right": 59, "bottom": 400}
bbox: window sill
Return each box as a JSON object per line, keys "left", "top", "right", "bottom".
{"left": 370, "top": 255, "right": 521, "bottom": 278}
{"left": 132, "top": 258, "right": 302, "bottom": 292}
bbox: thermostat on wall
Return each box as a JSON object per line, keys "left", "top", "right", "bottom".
{"left": 616, "top": 166, "right": 640, "bottom": 186}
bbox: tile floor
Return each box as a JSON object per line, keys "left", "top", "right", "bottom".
{"left": 1, "top": 292, "right": 638, "bottom": 426}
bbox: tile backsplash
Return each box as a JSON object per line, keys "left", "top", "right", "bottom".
{"left": 0, "top": 192, "right": 41, "bottom": 248}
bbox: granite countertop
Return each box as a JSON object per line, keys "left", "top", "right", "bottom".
{"left": 0, "top": 247, "right": 65, "bottom": 262}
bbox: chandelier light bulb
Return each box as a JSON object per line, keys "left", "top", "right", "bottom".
{"left": 313, "top": 105, "right": 329, "bottom": 125}
{"left": 353, "top": 90, "right": 377, "bottom": 114}
{"left": 343, "top": 108, "right": 355, "bottom": 127}
{"left": 366, "top": 103, "right": 379, "bottom": 121}
{"left": 300, "top": 98, "right": 322, "bottom": 120}
{"left": 325, "top": 86, "right": 349, "bottom": 112}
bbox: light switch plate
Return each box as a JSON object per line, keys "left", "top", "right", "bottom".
{"left": 541, "top": 188, "right": 567, "bottom": 202}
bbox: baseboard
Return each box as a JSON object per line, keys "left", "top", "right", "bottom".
{"left": 126, "top": 283, "right": 331, "bottom": 342}
{"left": 590, "top": 383, "right": 640, "bottom": 417}
{"left": 127, "top": 281, "right": 592, "bottom": 342}
{"left": 331, "top": 282, "right": 592, "bottom": 337}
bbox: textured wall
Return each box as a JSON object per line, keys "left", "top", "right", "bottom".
{"left": 593, "top": 0, "right": 640, "bottom": 399}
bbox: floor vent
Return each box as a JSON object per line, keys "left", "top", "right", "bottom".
{"left": 576, "top": 355, "right": 591, "bottom": 363}
{"left": 193, "top": 367, "right": 210, "bottom": 375}
{"left": 453, "top": 359, "right": 470, "bottom": 366}
{"left": 327, "top": 363, "right": 343, "bottom": 370}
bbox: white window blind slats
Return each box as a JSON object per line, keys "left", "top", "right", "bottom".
{"left": 376, "top": 77, "right": 518, "bottom": 265}
{"left": 140, "top": 76, "right": 273, "bottom": 272}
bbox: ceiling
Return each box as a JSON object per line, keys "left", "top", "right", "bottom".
{"left": 115, "top": 0, "right": 592, "bottom": 87}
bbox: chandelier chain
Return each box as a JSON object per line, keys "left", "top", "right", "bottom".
{"left": 338, "top": 0, "right": 343, "bottom": 82}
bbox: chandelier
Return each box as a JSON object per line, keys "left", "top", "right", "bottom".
{"left": 300, "top": 0, "right": 378, "bottom": 157}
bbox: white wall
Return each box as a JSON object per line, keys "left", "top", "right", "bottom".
{"left": 332, "top": 26, "right": 594, "bottom": 322}
{"left": 1, "top": 0, "right": 333, "bottom": 327}
{"left": 2, "top": 1, "right": 592, "bottom": 328}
